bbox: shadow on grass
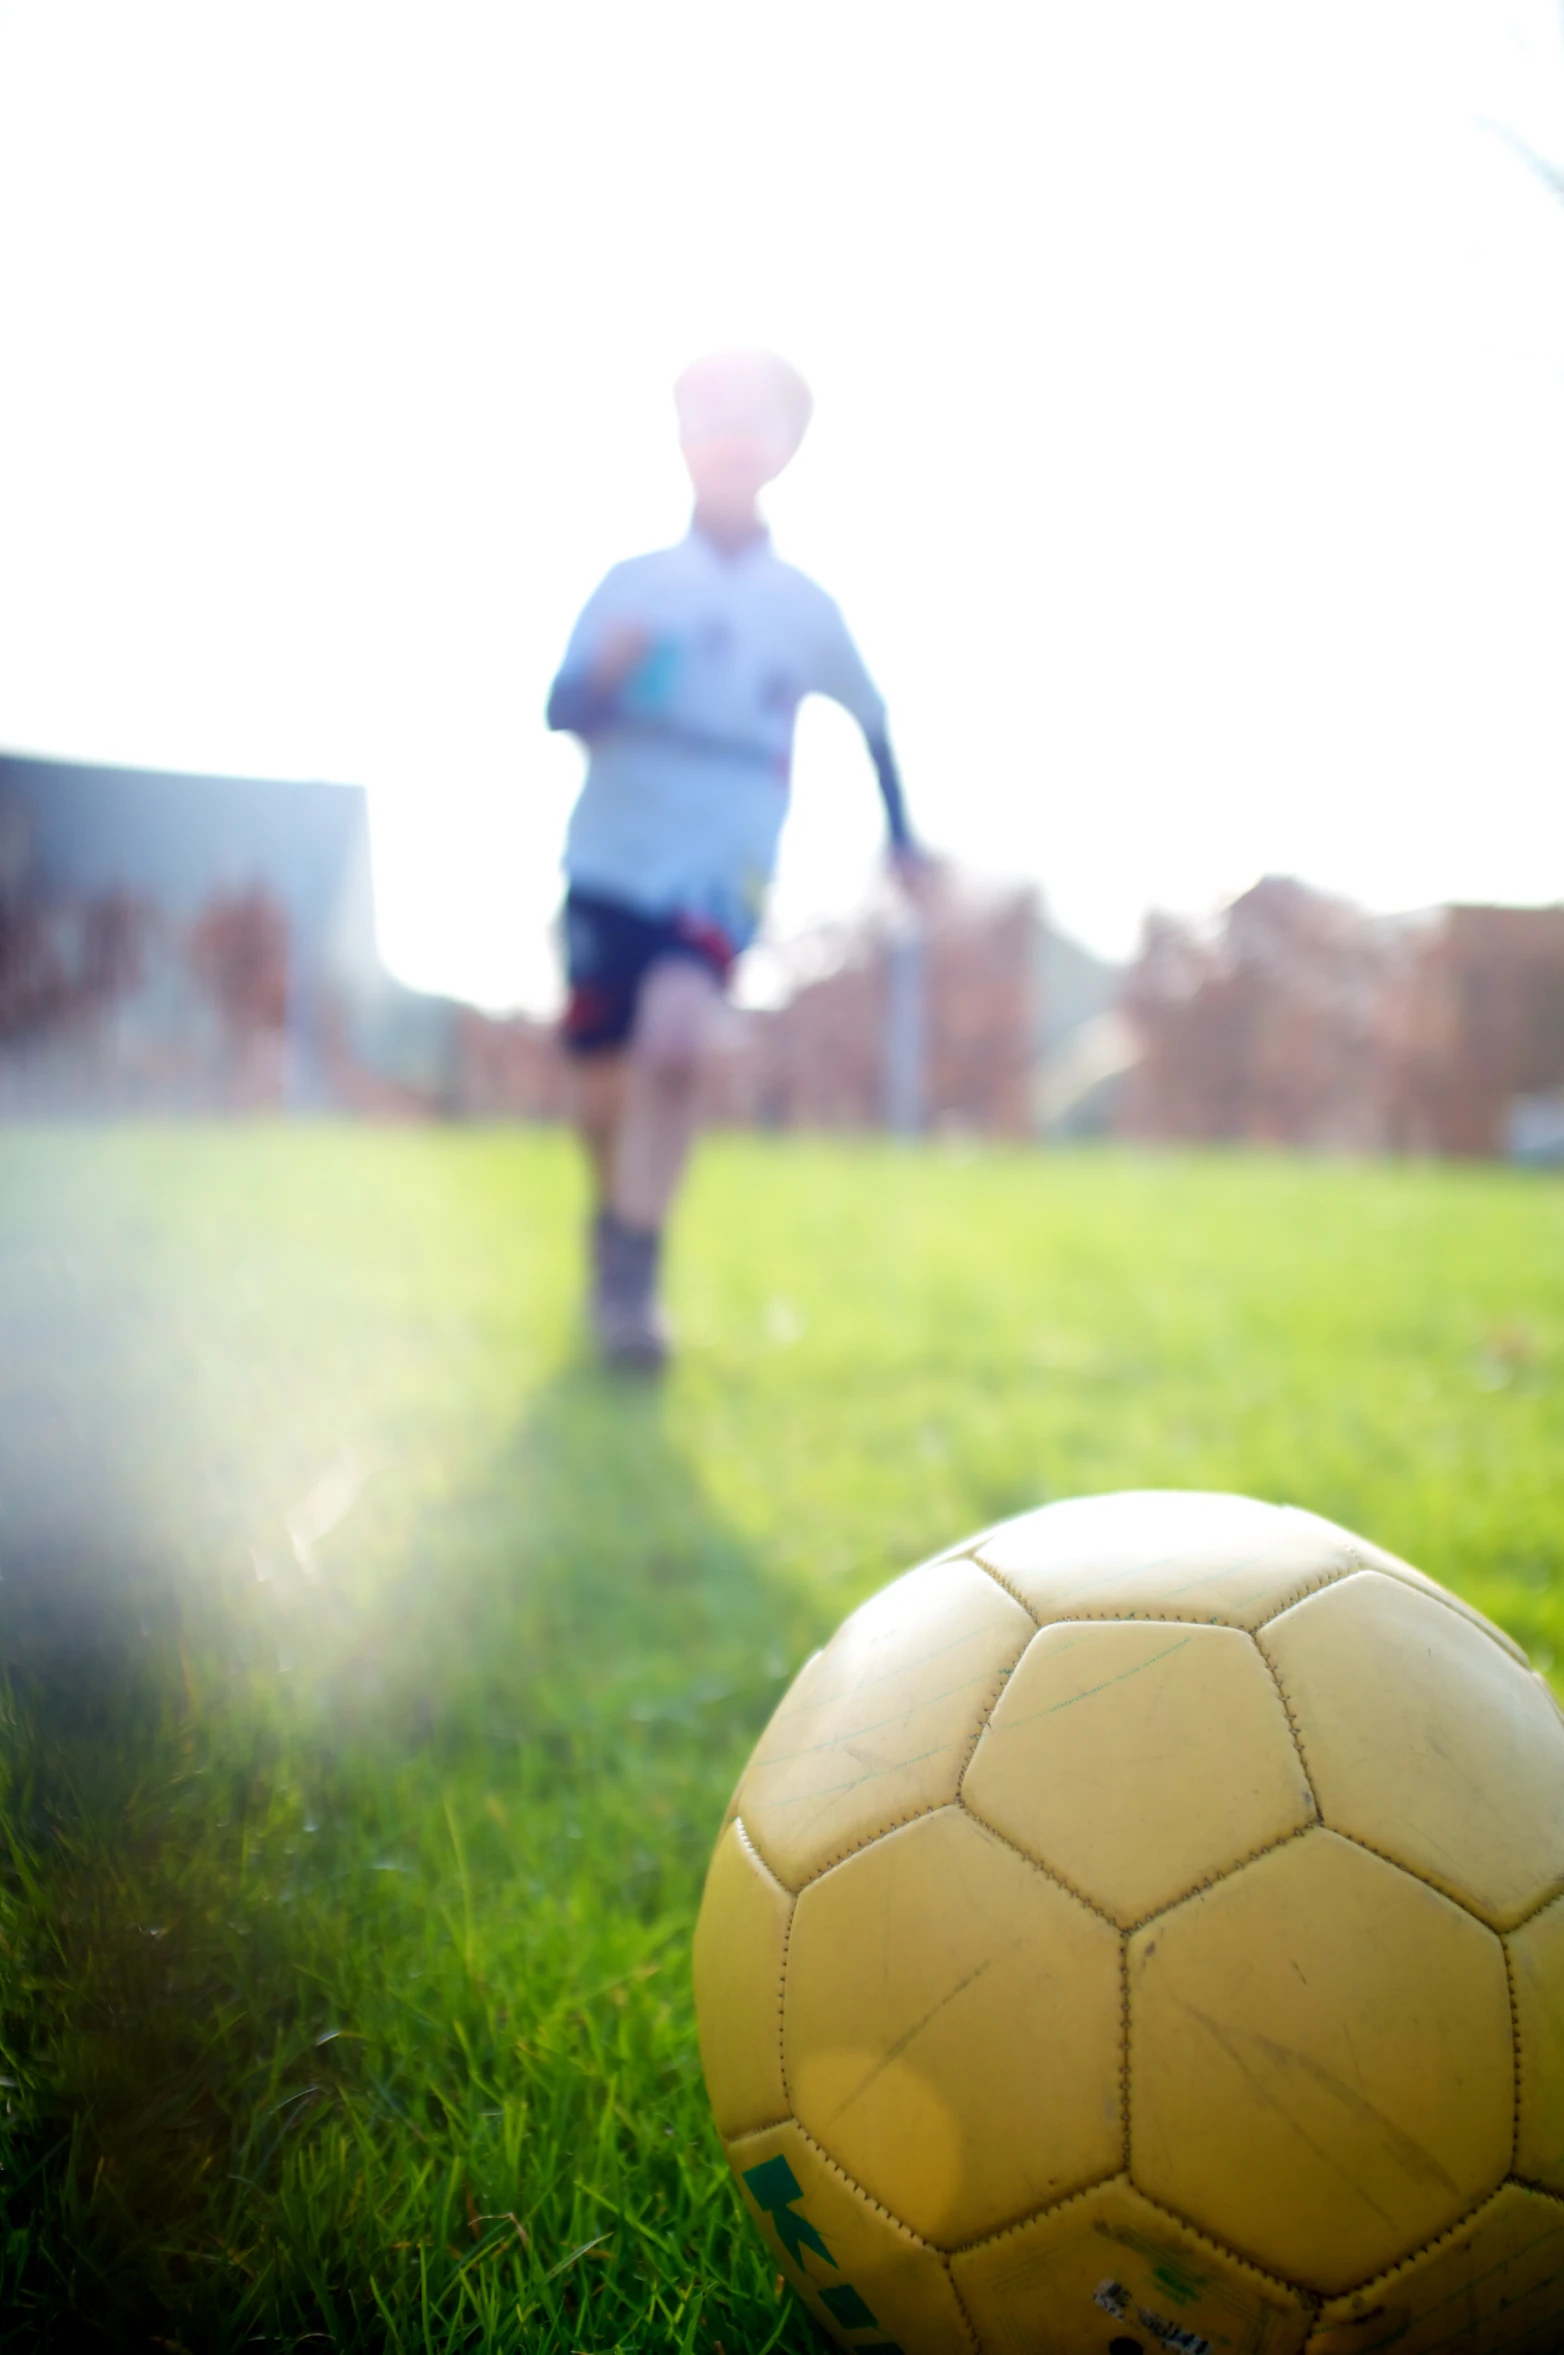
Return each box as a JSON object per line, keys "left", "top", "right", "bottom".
{"left": 1, "top": 1328, "right": 811, "bottom": 2351}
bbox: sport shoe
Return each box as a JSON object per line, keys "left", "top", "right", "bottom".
{"left": 590, "top": 1212, "right": 670, "bottom": 1374}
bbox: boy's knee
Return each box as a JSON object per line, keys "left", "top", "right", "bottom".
{"left": 633, "top": 959, "right": 721, "bottom": 1080}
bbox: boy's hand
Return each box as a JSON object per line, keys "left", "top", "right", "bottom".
{"left": 890, "top": 843, "right": 940, "bottom": 912}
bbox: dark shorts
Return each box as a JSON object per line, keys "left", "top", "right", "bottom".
{"left": 560, "top": 888, "right": 738, "bottom": 1057}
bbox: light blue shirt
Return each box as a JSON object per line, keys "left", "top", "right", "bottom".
{"left": 552, "top": 529, "right": 888, "bottom": 950}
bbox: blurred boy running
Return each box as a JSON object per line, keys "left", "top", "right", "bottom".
{"left": 547, "top": 349, "right": 923, "bottom": 1370}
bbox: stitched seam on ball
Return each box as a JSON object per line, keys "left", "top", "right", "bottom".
{"left": 790, "top": 1799, "right": 951, "bottom": 1893}
{"left": 1255, "top": 1637, "right": 1554, "bottom": 1932}
{"left": 1121, "top": 1821, "right": 1319, "bottom": 1935}
{"left": 773, "top": 1927, "right": 799, "bottom": 2128}
{"left": 1116, "top": 1929, "right": 1131, "bottom": 2172}
{"left": 974, "top": 1584, "right": 1352, "bottom": 1632}
{"left": 1258, "top": 1551, "right": 1530, "bottom": 1668}
{"left": 776, "top": 1896, "right": 796, "bottom": 2114}
{"left": 976, "top": 1550, "right": 1360, "bottom": 1634}
{"left": 972, "top": 1553, "right": 1042, "bottom": 1624}
{"left": 950, "top": 2168, "right": 1312, "bottom": 2304}
{"left": 734, "top": 1814, "right": 790, "bottom": 1898}
{"left": 958, "top": 1628, "right": 1033, "bottom": 1763}
{"left": 1368, "top": 1561, "right": 1530, "bottom": 1667}
{"left": 1127, "top": 2181, "right": 1322, "bottom": 2310}
{"left": 1248, "top": 1559, "right": 1356, "bottom": 1621}
{"left": 1123, "top": 1937, "right": 1146, "bottom": 2245}
{"left": 787, "top": 1631, "right": 1033, "bottom": 1892}
{"left": 1322, "top": 1821, "right": 1513, "bottom": 1933}
{"left": 1509, "top": 2173, "right": 1564, "bottom": 2206}
{"left": 1311, "top": 2179, "right": 1529, "bottom": 2312}
{"left": 1227, "top": 1558, "right": 1357, "bottom": 1634}
{"left": 788, "top": 2117, "right": 940, "bottom": 2248}
{"left": 944, "top": 2259, "right": 983, "bottom": 2354}
{"left": 730, "top": 1817, "right": 797, "bottom": 2136}
{"left": 954, "top": 1793, "right": 1122, "bottom": 1930}
{"left": 1249, "top": 1629, "right": 1323, "bottom": 1820}
{"left": 1507, "top": 1882, "right": 1564, "bottom": 1936}
{"left": 723, "top": 2118, "right": 801, "bottom": 2160}
{"left": 786, "top": 2121, "right": 989, "bottom": 2349}
{"left": 956, "top": 1793, "right": 1319, "bottom": 1935}
{"left": 740, "top": 1809, "right": 806, "bottom": 1896}
{"left": 944, "top": 2166, "right": 1123, "bottom": 2256}
{"left": 1505, "top": 1937, "right": 1524, "bottom": 2177}
{"left": 725, "top": 2112, "right": 792, "bottom": 2144}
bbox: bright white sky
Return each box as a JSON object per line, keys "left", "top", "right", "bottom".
{"left": 2, "top": 1, "right": 1563, "bottom": 1011}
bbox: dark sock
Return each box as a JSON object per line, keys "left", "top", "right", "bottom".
{"left": 597, "top": 1211, "right": 661, "bottom": 1303}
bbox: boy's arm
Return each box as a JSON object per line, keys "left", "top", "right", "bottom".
{"left": 546, "top": 564, "right": 653, "bottom": 740}
{"left": 814, "top": 595, "right": 923, "bottom": 864}
{"left": 872, "top": 732, "right": 933, "bottom": 902}
{"left": 867, "top": 728, "right": 913, "bottom": 853}
{"left": 546, "top": 622, "right": 653, "bottom": 741}
{"left": 546, "top": 671, "right": 617, "bottom": 738}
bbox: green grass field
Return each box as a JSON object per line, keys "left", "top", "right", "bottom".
{"left": 1, "top": 1127, "right": 1560, "bottom": 2351}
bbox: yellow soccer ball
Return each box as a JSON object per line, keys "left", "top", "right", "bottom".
{"left": 693, "top": 1490, "right": 1564, "bottom": 2355}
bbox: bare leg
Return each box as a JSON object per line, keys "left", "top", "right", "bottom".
{"left": 571, "top": 1050, "right": 627, "bottom": 1209}
{"left": 612, "top": 958, "right": 724, "bottom": 1231}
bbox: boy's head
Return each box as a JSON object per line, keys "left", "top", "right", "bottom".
{"left": 674, "top": 349, "right": 813, "bottom": 523}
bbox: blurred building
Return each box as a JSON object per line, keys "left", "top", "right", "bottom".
{"left": 452, "top": 1002, "right": 569, "bottom": 1121}
{"left": 0, "top": 757, "right": 1124, "bottom": 1136}
{"left": 9, "top": 758, "right": 1552, "bottom": 1160}
{"left": 1413, "top": 905, "right": 1564, "bottom": 1160}
{"left": 698, "top": 877, "right": 1126, "bottom": 1139}
{"left": 1119, "top": 877, "right": 1564, "bottom": 1160}
{"left": 0, "top": 753, "right": 480, "bottom": 1113}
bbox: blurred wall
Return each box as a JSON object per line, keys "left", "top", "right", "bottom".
{"left": 0, "top": 754, "right": 461, "bottom": 1114}
{"left": 699, "top": 881, "right": 1100, "bottom": 1138}
{"left": 1119, "top": 877, "right": 1564, "bottom": 1159}
{"left": 8, "top": 756, "right": 1553, "bottom": 1158}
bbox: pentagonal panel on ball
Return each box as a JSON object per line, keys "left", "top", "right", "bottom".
{"left": 735, "top": 1557, "right": 1034, "bottom": 1889}
{"left": 950, "top": 2174, "right": 1313, "bottom": 2355}
{"left": 1307, "top": 2181, "right": 1564, "bottom": 2354}
{"left": 784, "top": 1806, "right": 1122, "bottom": 2248}
{"left": 692, "top": 1819, "right": 792, "bottom": 2140}
{"left": 1509, "top": 1890, "right": 1564, "bottom": 2192}
{"left": 963, "top": 1619, "right": 1314, "bottom": 1925}
{"left": 975, "top": 1489, "right": 1360, "bottom": 1630}
{"left": 1129, "top": 1829, "right": 1512, "bottom": 2295}
{"left": 1261, "top": 1571, "right": 1564, "bottom": 1929}
{"left": 724, "top": 2118, "right": 973, "bottom": 2355}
